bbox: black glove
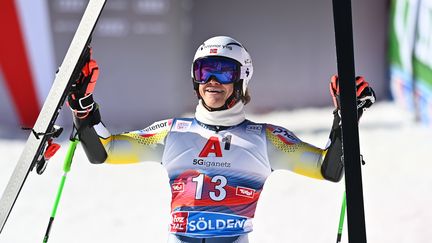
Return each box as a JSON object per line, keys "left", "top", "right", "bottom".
{"left": 67, "top": 46, "right": 99, "bottom": 119}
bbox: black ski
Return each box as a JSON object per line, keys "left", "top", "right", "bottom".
{"left": 0, "top": 0, "right": 106, "bottom": 235}
{"left": 332, "top": 0, "right": 367, "bottom": 242}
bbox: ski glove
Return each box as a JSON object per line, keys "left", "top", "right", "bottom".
{"left": 67, "top": 46, "right": 99, "bottom": 119}
{"left": 329, "top": 75, "right": 376, "bottom": 112}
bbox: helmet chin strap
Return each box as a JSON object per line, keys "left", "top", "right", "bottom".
{"left": 196, "top": 81, "right": 243, "bottom": 112}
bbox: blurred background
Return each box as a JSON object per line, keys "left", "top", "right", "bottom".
{"left": 0, "top": 0, "right": 406, "bottom": 135}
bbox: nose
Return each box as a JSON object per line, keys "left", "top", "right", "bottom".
{"left": 207, "top": 76, "right": 221, "bottom": 84}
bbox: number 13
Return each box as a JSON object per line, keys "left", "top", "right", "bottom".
{"left": 192, "top": 174, "right": 227, "bottom": 201}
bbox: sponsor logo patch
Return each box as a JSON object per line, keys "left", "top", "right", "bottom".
{"left": 173, "top": 120, "right": 192, "bottom": 132}
{"left": 141, "top": 119, "right": 171, "bottom": 134}
{"left": 170, "top": 212, "right": 189, "bottom": 233}
{"left": 172, "top": 182, "right": 185, "bottom": 193}
{"left": 171, "top": 211, "right": 248, "bottom": 235}
{"left": 202, "top": 44, "right": 233, "bottom": 50}
{"left": 269, "top": 125, "right": 300, "bottom": 144}
{"left": 246, "top": 124, "right": 262, "bottom": 134}
{"left": 192, "top": 158, "right": 231, "bottom": 168}
{"left": 236, "top": 186, "right": 255, "bottom": 198}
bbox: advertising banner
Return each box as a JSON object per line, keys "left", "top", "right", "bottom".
{"left": 389, "top": 0, "right": 432, "bottom": 125}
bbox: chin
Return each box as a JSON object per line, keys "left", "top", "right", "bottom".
{"left": 203, "top": 99, "right": 222, "bottom": 107}
{"left": 208, "top": 104, "right": 224, "bottom": 109}
{"left": 204, "top": 100, "right": 224, "bottom": 109}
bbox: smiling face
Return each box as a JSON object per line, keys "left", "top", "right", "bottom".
{"left": 198, "top": 78, "right": 234, "bottom": 109}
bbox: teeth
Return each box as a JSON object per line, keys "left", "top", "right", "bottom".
{"left": 206, "top": 88, "right": 222, "bottom": 93}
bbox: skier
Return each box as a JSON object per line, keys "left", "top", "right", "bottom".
{"left": 67, "top": 36, "right": 376, "bottom": 243}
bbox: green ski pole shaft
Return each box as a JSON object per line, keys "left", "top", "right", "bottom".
{"left": 43, "top": 139, "right": 79, "bottom": 243}
{"left": 336, "top": 191, "right": 347, "bottom": 243}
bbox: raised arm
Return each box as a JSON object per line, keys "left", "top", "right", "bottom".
{"left": 67, "top": 46, "right": 170, "bottom": 164}
{"left": 98, "top": 120, "right": 171, "bottom": 164}
{"left": 322, "top": 75, "right": 376, "bottom": 181}
{"left": 267, "top": 75, "right": 376, "bottom": 182}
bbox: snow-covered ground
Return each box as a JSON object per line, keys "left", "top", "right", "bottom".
{"left": 0, "top": 101, "right": 431, "bottom": 243}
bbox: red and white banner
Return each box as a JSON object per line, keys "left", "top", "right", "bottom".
{"left": 0, "top": 0, "right": 55, "bottom": 128}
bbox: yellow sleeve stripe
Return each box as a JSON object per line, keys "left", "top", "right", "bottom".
{"left": 100, "top": 130, "right": 168, "bottom": 164}
{"left": 123, "top": 130, "right": 168, "bottom": 145}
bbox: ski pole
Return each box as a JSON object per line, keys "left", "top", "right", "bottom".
{"left": 43, "top": 139, "right": 79, "bottom": 243}
{"left": 336, "top": 191, "right": 347, "bottom": 243}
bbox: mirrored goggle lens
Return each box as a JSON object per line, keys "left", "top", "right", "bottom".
{"left": 193, "top": 57, "right": 240, "bottom": 84}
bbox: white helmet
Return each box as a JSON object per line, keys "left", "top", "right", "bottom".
{"left": 191, "top": 36, "right": 253, "bottom": 96}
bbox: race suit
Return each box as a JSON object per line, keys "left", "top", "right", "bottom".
{"left": 80, "top": 117, "right": 342, "bottom": 239}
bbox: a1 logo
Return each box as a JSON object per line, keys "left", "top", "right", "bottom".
{"left": 199, "top": 136, "right": 222, "bottom": 157}
{"left": 198, "top": 135, "right": 232, "bottom": 157}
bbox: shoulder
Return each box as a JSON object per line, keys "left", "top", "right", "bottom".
{"left": 135, "top": 119, "right": 174, "bottom": 136}
{"left": 170, "top": 118, "right": 195, "bottom": 132}
{"left": 238, "top": 120, "right": 266, "bottom": 135}
{"left": 115, "top": 119, "right": 174, "bottom": 142}
{"left": 264, "top": 123, "right": 302, "bottom": 145}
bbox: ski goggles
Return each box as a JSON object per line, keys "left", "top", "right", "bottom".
{"left": 193, "top": 56, "right": 242, "bottom": 84}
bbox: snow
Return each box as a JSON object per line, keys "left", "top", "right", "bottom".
{"left": 0, "top": 101, "right": 431, "bottom": 243}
